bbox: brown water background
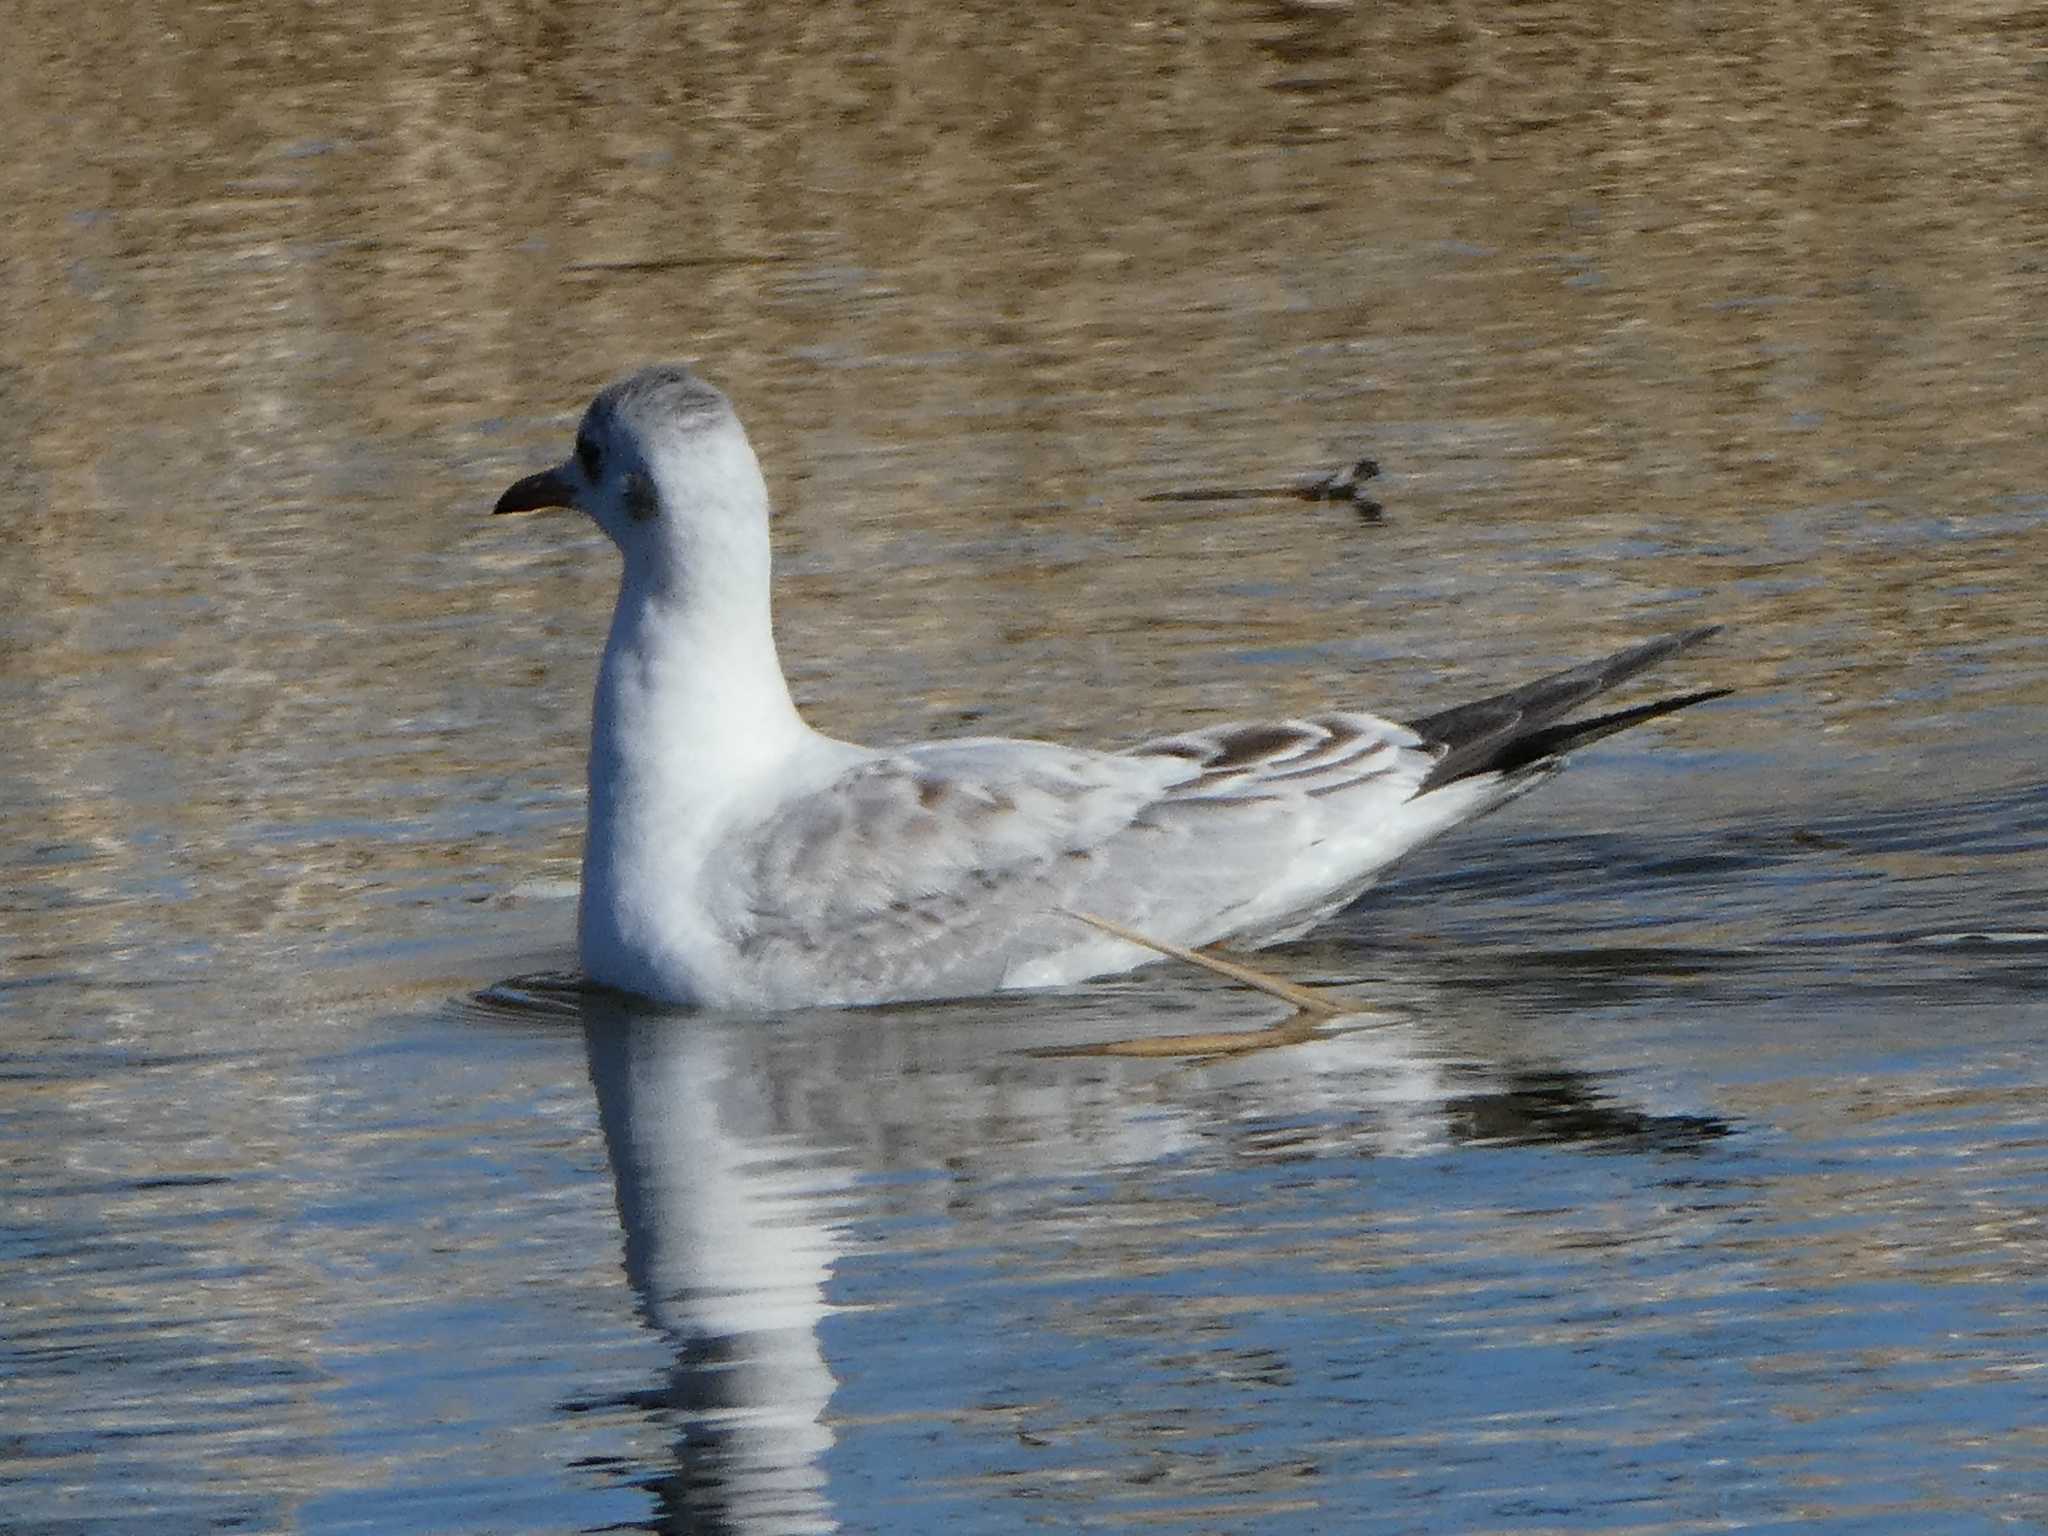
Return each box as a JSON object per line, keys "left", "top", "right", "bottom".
{"left": 3, "top": 4, "right": 2045, "bottom": 1532}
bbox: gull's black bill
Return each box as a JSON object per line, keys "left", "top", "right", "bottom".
{"left": 494, "top": 466, "right": 578, "bottom": 515}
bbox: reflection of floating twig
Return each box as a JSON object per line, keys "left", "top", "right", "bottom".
{"left": 1059, "top": 908, "right": 1362, "bottom": 1018}
{"left": 1031, "top": 1014, "right": 1326, "bottom": 1059}
{"left": 1139, "top": 456, "right": 1383, "bottom": 521}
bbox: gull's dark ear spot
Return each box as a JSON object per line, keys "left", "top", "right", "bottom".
{"left": 624, "top": 471, "right": 659, "bottom": 522}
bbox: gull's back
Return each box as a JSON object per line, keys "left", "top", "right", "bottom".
{"left": 697, "top": 710, "right": 1480, "bottom": 1008}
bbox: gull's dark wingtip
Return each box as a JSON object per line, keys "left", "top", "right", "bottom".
{"left": 1478, "top": 685, "right": 1735, "bottom": 779}
{"left": 1411, "top": 627, "right": 1728, "bottom": 793}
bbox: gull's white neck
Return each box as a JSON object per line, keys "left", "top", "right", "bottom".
{"left": 590, "top": 565, "right": 806, "bottom": 796}
{"left": 578, "top": 426, "right": 818, "bottom": 990}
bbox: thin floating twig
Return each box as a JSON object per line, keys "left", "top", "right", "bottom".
{"left": 1059, "top": 908, "right": 1362, "bottom": 1018}
{"left": 1026, "top": 1015, "right": 1325, "bottom": 1059}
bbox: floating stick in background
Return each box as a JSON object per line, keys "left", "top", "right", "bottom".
{"left": 1139, "top": 456, "right": 1383, "bottom": 520}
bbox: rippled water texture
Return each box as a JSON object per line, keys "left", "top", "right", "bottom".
{"left": 3, "top": 3, "right": 2046, "bottom": 1531}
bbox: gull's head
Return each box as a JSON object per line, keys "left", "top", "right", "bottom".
{"left": 494, "top": 363, "right": 769, "bottom": 590}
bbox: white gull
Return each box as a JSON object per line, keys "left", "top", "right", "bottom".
{"left": 493, "top": 364, "right": 1727, "bottom": 1010}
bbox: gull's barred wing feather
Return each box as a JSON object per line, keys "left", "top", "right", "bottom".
{"left": 1129, "top": 711, "right": 1422, "bottom": 801}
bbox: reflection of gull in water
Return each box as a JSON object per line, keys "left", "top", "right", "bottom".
{"left": 565, "top": 981, "right": 1730, "bottom": 1531}
{"left": 492, "top": 364, "right": 1728, "bottom": 1010}
{"left": 584, "top": 1004, "right": 852, "bottom": 1536}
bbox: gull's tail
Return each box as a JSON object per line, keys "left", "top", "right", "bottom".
{"left": 1408, "top": 626, "right": 1729, "bottom": 793}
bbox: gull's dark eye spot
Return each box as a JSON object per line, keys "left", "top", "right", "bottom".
{"left": 624, "top": 470, "right": 658, "bottom": 521}
{"left": 576, "top": 435, "right": 602, "bottom": 480}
